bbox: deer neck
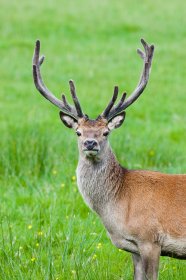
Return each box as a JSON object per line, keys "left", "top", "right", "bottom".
{"left": 76, "top": 143, "right": 125, "bottom": 214}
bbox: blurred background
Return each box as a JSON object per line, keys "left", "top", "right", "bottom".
{"left": 0, "top": 0, "right": 185, "bottom": 279}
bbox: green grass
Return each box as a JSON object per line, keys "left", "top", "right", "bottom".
{"left": 0, "top": 0, "right": 186, "bottom": 279}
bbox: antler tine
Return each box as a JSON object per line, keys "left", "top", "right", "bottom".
{"left": 61, "top": 93, "right": 78, "bottom": 116}
{"left": 103, "top": 39, "right": 154, "bottom": 120}
{"left": 101, "top": 92, "right": 127, "bottom": 121}
{"left": 33, "top": 40, "right": 65, "bottom": 110}
{"left": 113, "top": 92, "right": 127, "bottom": 111}
{"left": 33, "top": 40, "right": 84, "bottom": 120}
{"left": 121, "top": 39, "right": 154, "bottom": 110}
{"left": 69, "top": 80, "right": 84, "bottom": 118}
{"left": 62, "top": 94, "right": 72, "bottom": 111}
{"left": 101, "top": 86, "right": 119, "bottom": 118}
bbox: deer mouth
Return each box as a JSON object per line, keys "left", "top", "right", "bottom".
{"left": 83, "top": 149, "right": 99, "bottom": 157}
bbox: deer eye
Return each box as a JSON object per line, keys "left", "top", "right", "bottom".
{"left": 76, "top": 131, "right": 81, "bottom": 136}
{"left": 103, "top": 131, "right": 109, "bottom": 137}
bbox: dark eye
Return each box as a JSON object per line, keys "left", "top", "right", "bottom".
{"left": 103, "top": 131, "right": 109, "bottom": 137}
{"left": 76, "top": 131, "right": 81, "bottom": 136}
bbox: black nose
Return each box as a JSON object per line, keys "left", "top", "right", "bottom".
{"left": 84, "top": 140, "right": 97, "bottom": 150}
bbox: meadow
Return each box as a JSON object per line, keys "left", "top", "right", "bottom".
{"left": 0, "top": 0, "right": 186, "bottom": 279}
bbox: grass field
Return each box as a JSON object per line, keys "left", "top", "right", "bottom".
{"left": 0, "top": 0, "right": 186, "bottom": 279}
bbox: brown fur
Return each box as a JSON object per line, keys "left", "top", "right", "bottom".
{"left": 78, "top": 117, "right": 107, "bottom": 126}
{"left": 118, "top": 170, "right": 186, "bottom": 240}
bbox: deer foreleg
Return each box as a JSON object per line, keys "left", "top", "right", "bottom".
{"left": 132, "top": 253, "right": 145, "bottom": 280}
{"left": 140, "top": 243, "right": 161, "bottom": 280}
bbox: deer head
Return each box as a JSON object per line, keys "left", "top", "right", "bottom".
{"left": 33, "top": 39, "right": 154, "bottom": 160}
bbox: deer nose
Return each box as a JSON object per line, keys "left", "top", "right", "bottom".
{"left": 84, "top": 139, "right": 98, "bottom": 150}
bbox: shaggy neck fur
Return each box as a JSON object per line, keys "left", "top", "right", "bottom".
{"left": 76, "top": 142, "right": 126, "bottom": 214}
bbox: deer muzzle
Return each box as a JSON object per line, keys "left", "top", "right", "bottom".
{"left": 84, "top": 139, "right": 98, "bottom": 151}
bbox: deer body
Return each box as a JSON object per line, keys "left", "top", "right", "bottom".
{"left": 33, "top": 39, "right": 186, "bottom": 280}
{"left": 77, "top": 137, "right": 186, "bottom": 257}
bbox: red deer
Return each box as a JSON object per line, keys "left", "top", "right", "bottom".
{"left": 33, "top": 39, "right": 186, "bottom": 280}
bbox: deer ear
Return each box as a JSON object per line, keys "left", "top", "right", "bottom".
{"left": 108, "top": 112, "right": 126, "bottom": 131}
{"left": 59, "top": 111, "right": 78, "bottom": 129}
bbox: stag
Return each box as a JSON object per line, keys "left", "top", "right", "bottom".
{"left": 33, "top": 39, "right": 186, "bottom": 280}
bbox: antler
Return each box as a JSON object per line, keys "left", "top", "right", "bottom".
{"left": 101, "top": 39, "right": 154, "bottom": 120}
{"left": 33, "top": 40, "right": 84, "bottom": 120}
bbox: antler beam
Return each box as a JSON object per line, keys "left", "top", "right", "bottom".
{"left": 33, "top": 40, "right": 84, "bottom": 120}
{"left": 101, "top": 39, "right": 154, "bottom": 120}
